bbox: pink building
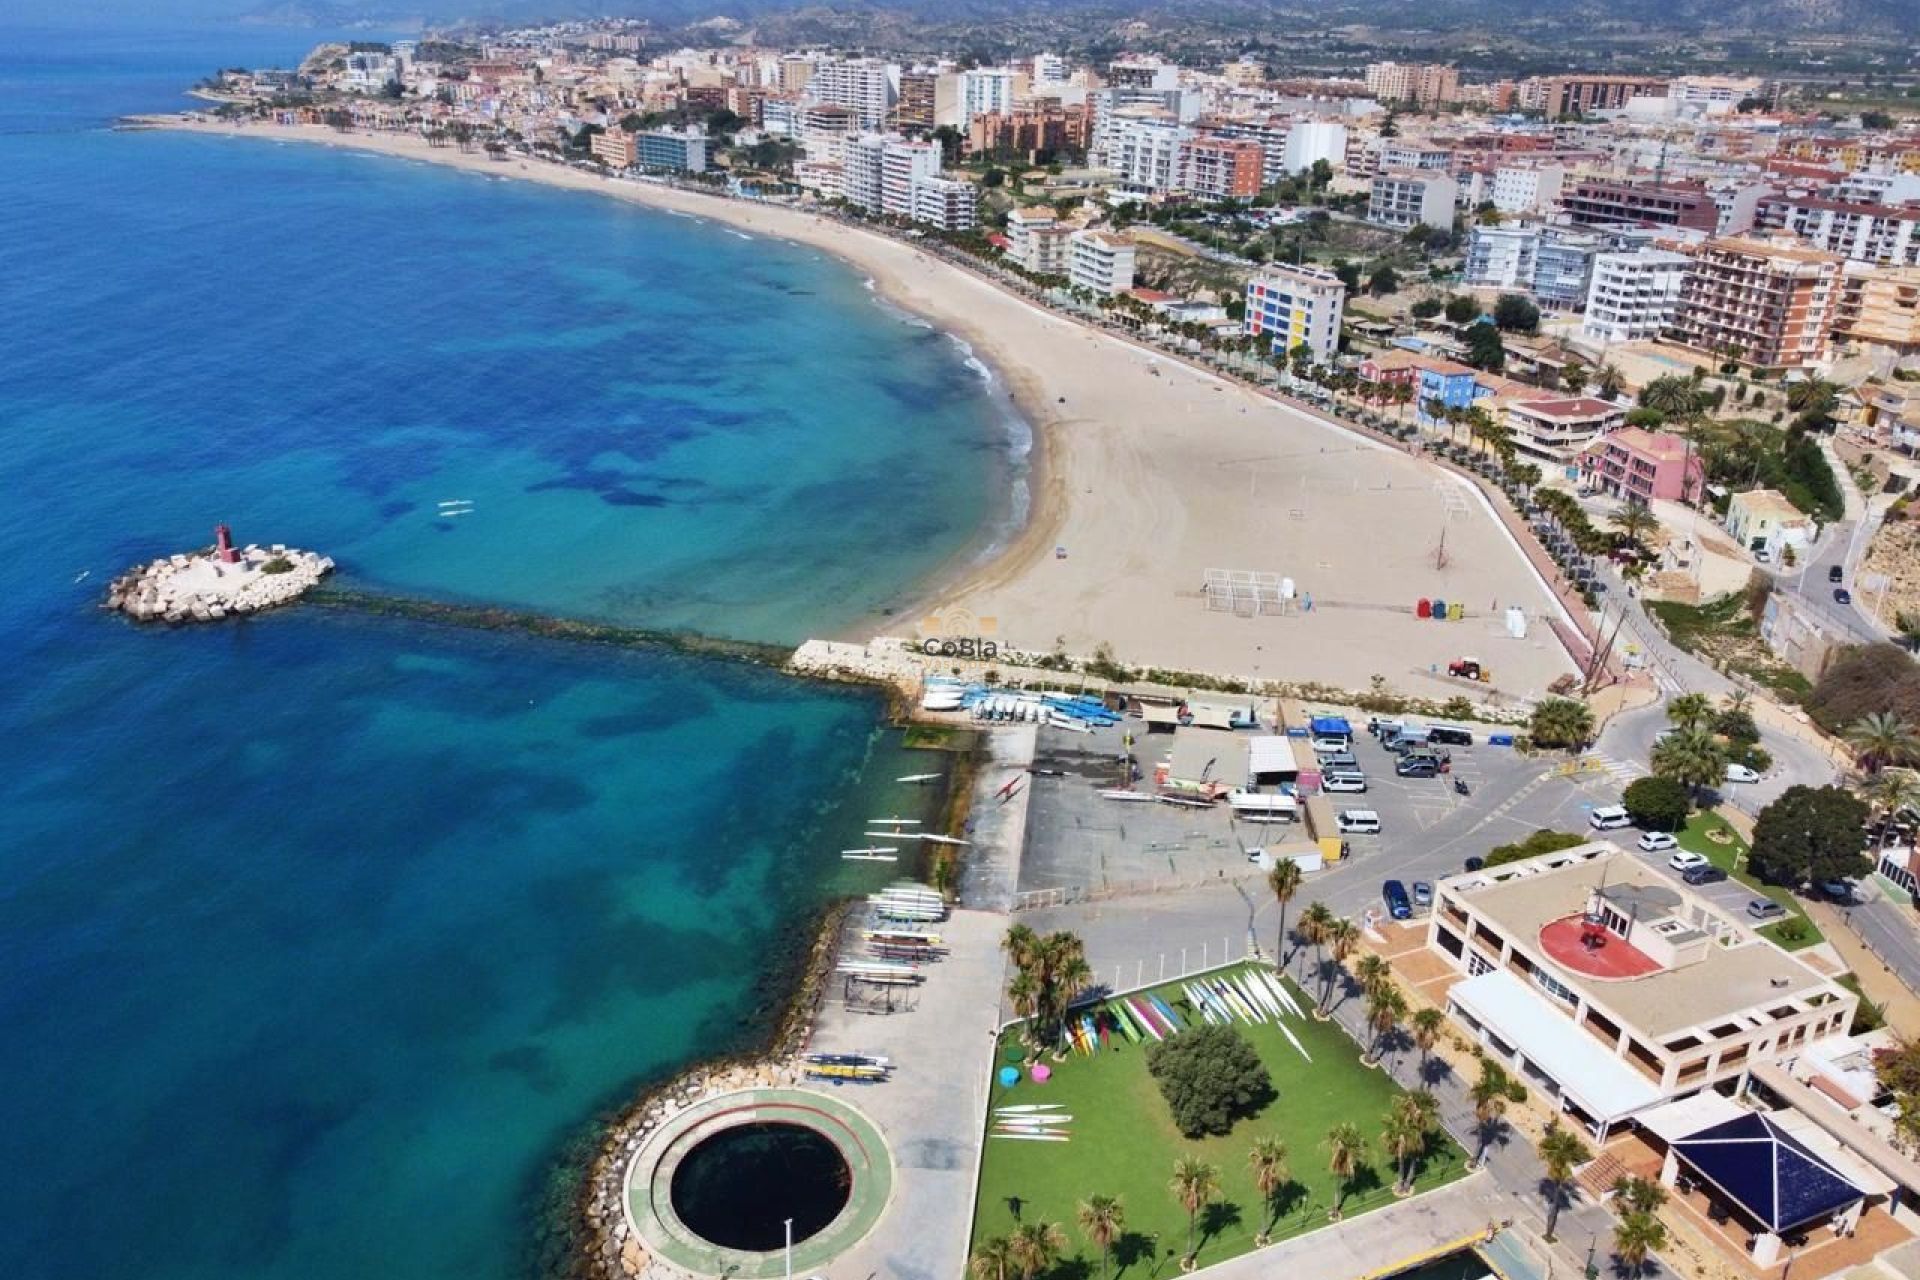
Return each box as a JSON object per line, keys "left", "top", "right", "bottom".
{"left": 1578, "top": 427, "right": 1704, "bottom": 505}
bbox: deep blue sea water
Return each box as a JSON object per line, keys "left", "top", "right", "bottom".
{"left": 0, "top": 26, "right": 1007, "bottom": 1280}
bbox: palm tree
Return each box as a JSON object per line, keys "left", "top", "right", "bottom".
{"left": 1651, "top": 726, "right": 1728, "bottom": 802}
{"left": 1410, "top": 1007, "right": 1446, "bottom": 1072}
{"left": 1787, "top": 376, "right": 1839, "bottom": 421}
{"left": 1469, "top": 1058, "right": 1515, "bottom": 1168}
{"left": 1296, "top": 901, "right": 1334, "bottom": 982}
{"left": 1324, "top": 1123, "right": 1366, "bottom": 1219}
{"left": 1666, "top": 692, "right": 1712, "bottom": 731}
{"left": 1009, "top": 1220, "right": 1067, "bottom": 1280}
{"left": 1364, "top": 983, "right": 1407, "bottom": 1065}
{"left": 1247, "top": 1137, "right": 1290, "bottom": 1244}
{"left": 1319, "top": 917, "right": 1359, "bottom": 1013}
{"left": 1388, "top": 1091, "right": 1439, "bottom": 1193}
{"left": 1610, "top": 501, "right": 1657, "bottom": 550}
{"left": 1639, "top": 375, "right": 1701, "bottom": 419}
{"left": 1353, "top": 952, "right": 1391, "bottom": 996}
{"left": 971, "top": 1236, "right": 1019, "bottom": 1280}
{"left": 1076, "top": 1195, "right": 1125, "bottom": 1280}
{"left": 1866, "top": 771, "right": 1920, "bottom": 848}
{"left": 1003, "top": 923, "right": 1039, "bottom": 972}
{"left": 1847, "top": 712, "right": 1920, "bottom": 774}
{"left": 1007, "top": 970, "right": 1041, "bottom": 1042}
{"left": 1168, "top": 1156, "right": 1220, "bottom": 1267}
{"left": 1530, "top": 698, "right": 1595, "bottom": 751}
{"left": 1595, "top": 363, "right": 1624, "bottom": 399}
{"left": 1268, "top": 859, "right": 1303, "bottom": 964}
{"left": 1612, "top": 1210, "right": 1668, "bottom": 1278}
{"left": 1538, "top": 1123, "right": 1591, "bottom": 1241}
{"left": 1562, "top": 364, "right": 1590, "bottom": 395}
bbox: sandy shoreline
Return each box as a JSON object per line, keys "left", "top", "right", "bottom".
{"left": 128, "top": 115, "right": 1577, "bottom": 698}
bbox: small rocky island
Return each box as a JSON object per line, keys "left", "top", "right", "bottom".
{"left": 107, "top": 524, "right": 334, "bottom": 623}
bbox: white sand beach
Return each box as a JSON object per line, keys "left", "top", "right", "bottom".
{"left": 138, "top": 118, "right": 1578, "bottom": 698}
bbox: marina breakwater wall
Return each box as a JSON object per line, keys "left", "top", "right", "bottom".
{"left": 530, "top": 896, "right": 858, "bottom": 1280}
{"left": 108, "top": 544, "right": 334, "bottom": 622}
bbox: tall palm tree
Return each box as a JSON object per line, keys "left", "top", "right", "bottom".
{"left": 1666, "top": 692, "right": 1712, "bottom": 731}
{"left": 1009, "top": 1220, "right": 1067, "bottom": 1280}
{"left": 1787, "top": 376, "right": 1839, "bottom": 421}
{"left": 1639, "top": 375, "right": 1701, "bottom": 419}
{"left": 1296, "top": 902, "right": 1334, "bottom": 982}
{"left": 1562, "top": 364, "right": 1590, "bottom": 396}
{"left": 1353, "top": 952, "right": 1391, "bottom": 996}
{"left": 1538, "top": 1123, "right": 1591, "bottom": 1241}
{"left": 1268, "top": 859, "right": 1303, "bottom": 964}
{"left": 1076, "top": 1195, "right": 1125, "bottom": 1280}
{"left": 1410, "top": 1007, "right": 1446, "bottom": 1072}
{"left": 1469, "top": 1059, "right": 1515, "bottom": 1168}
{"left": 1612, "top": 1211, "right": 1668, "bottom": 1278}
{"left": 1721, "top": 688, "right": 1752, "bottom": 718}
{"left": 1007, "top": 970, "right": 1042, "bottom": 1041}
{"left": 1324, "top": 1123, "right": 1366, "bottom": 1219}
{"left": 1389, "top": 1091, "right": 1439, "bottom": 1193}
{"left": 1595, "top": 363, "right": 1624, "bottom": 399}
{"left": 1319, "top": 917, "right": 1360, "bottom": 1013}
{"left": 1610, "top": 501, "right": 1657, "bottom": 550}
{"left": 1651, "top": 726, "right": 1728, "bottom": 802}
{"left": 1847, "top": 712, "right": 1920, "bottom": 774}
{"left": 971, "top": 1236, "right": 1019, "bottom": 1280}
{"left": 1003, "top": 923, "right": 1039, "bottom": 972}
{"left": 1530, "top": 697, "right": 1595, "bottom": 751}
{"left": 1247, "top": 1137, "right": 1289, "bottom": 1244}
{"left": 1168, "top": 1157, "right": 1220, "bottom": 1266}
{"left": 1866, "top": 772, "right": 1920, "bottom": 847}
{"left": 1364, "top": 984, "right": 1407, "bottom": 1065}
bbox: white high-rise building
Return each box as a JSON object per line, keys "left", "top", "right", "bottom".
{"left": 909, "top": 175, "right": 978, "bottom": 232}
{"left": 810, "top": 57, "right": 896, "bottom": 130}
{"left": 1582, "top": 248, "right": 1690, "bottom": 343}
{"left": 1109, "top": 109, "right": 1190, "bottom": 194}
{"left": 1245, "top": 264, "right": 1347, "bottom": 366}
{"left": 1368, "top": 170, "right": 1458, "bottom": 230}
{"left": 959, "top": 68, "right": 1021, "bottom": 124}
{"left": 1283, "top": 119, "right": 1347, "bottom": 176}
{"left": 1031, "top": 53, "right": 1069, "bottom": 87}
{"left": 841, "top": 133, "right": 890, "bottom": 212}
{"left": 1489, "top": 164, "right": 1564, "bottom": 215}
{"left": 881, "top": 137, "right": 941, "bottom": 216}
{"left": 1068, "top": 230, "right": 1137, "bottom": 296}
{"left": 1464, "top": 224, "right": 1541, "bottom": 290}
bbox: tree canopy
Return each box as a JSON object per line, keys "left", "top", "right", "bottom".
{"left": 1808, "top": 645, "right": 1920, "bottom": 734}
{"left": 1748, "top": 786, "right": 1871, "bottom": 888}
{"left": 1443, "top": 294, "right": 1480, "bottom": 324}
{"left": 1484, "top": 829, "right": 1586, "bottom": 868}
{"left": 1492, "top": 293, "right": 1540, "bottom": 333}
{"left": 1622, "top": 775, "right": 1690, "bottom": 831}
{"left": 1146, "top": 1023, "right": 1275, "bottom": 1138}
{"left": 1464, "top": 322, "right": 1506, "bottom": 372}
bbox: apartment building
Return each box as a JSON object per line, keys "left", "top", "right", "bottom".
{"left": 637, "top": 127, "right": 708, "bottom": 174}
{"left": 1464, "top": 224, "right": 1599, "bottom": 310}
{"left": 1562, "top": 180, "right": 1718, "bottom": 232}
{"left": 1184, "top": 136, "right": 1264, "bottom": 200}
{"left": 798, "top": 103, "right": 860, "bottom": 162}
{"left": 1579, "top": 427, "right": 1703, "bottom": 503}
{"left": 1005, "top": 207, "right": 1071, "bottom": 276}
{"left": 1379, "top": 141, "right": 1453, "bottom": 172}
{"left": 959, "top": 67, "right": 1022, "bottom": 125}
{"left": 893, "top": 69, "right": 958, "bottom": 131}
{"left": 1727, "top": 488, "right": 1814, "bottom": 558}
{"left": 1464, "top": 224, "right": 1538, "bottom": 289}
{"left": 1192, "top": 117, "right": 1290, "bottom": 186}
{"left": 1752, "top": 195, "right": 1920, "bottom": 267}
{"left": 810, "top": 57, "right": 895, "bottom": 130}
{"left": 1538, "top": 74, "right": 1668, "bottom": 119}
{"left": 1067, "top": 230, "right": 1137, "bottom": 296}
{"left": 1363, "top": 61, "right": 1460, "bottom": 109}
{"left": 1368, "top": 170, "right": 1458, "bottom": 229}
{"left": 1283, "top": 119, "right": 1347, "bottom": 177}
{"left": 1244, "top": 264, "right": 1347, "bottom": 366}
{"left": 969, "top": 101, "right": 1091, "bottom": 161}
{"left": 1504, "top": 396, "right": 1625, "bottom": 463}
{"left": 1668, "top": 234, "right": 1844, "bottom": 373}
{"left": 1583, "top": 248, "right": 1690, "bottom": 343}
{"left": 1489, "top": 163, "right": 1564, "bottom": 215}
{"left": 1429, "top": 846, "right": 1856, "bottom": 1138}
{"left": 589, "top": 127, "right": 638, "bottom": 168}
{"left": 879, "top": 137, "right": 940, "bottom": 215}
{"left": 1834, "top": 264, "right": 1920, "bottom": 356}
{"left": 1109, "top": 109, "right": 1190, "bottom": 194}
{"left": 908, "top": 175, "right": 978, "bottom": 232}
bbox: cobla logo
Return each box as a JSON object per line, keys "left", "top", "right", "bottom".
{"left": 919, "top": 609, "right": 1001, "bottom": 667}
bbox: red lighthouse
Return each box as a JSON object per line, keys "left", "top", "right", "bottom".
{"left": 215, "top": 523, "right": 239, "bottom": 564}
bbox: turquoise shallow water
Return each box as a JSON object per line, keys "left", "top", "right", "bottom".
{"left": 0, "top": 25, "right": 1001, "bottom": 1280}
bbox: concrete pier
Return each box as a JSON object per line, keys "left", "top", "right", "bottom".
{"left": 105, "top": 543, "right": 334, "bottom": 623}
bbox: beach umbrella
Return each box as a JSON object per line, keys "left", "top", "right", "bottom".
{"left": 998, "top": 1066, "right": 1020, "bottom": 1087}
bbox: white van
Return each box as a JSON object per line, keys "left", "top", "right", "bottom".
{"left": 1337, "top": 809, "right": 1382, "bottom": 835}
{"left": 1324, "top": 774, "right": 1368, "bottom": 794}
{"left": 1589, "top": 805, "right": 1632, "bottom": 831}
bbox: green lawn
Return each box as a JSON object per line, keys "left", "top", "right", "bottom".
{"left": 971, "top": 966, "right": 1468, "bottom": 1275}
{"left": 1678, "top": 812, "right": 1823, "bottom": 951}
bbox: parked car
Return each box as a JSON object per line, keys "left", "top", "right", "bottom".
{"left": 1668, "top": 850, "right": 1711, "bottom": 873}
{"left": 1412, "top": 881, "right": 1434, "bottom": 908}
{"left": 1725, "top": 763, "right": 1761, "bottom": 784}
{"left": 1589, "top": 805, "right": 1633, "bottom": 831}
{"left": 1818, "top": 878, "right": 1856, "bottom": 903}
{"left": 1320, "top": 751, "right": 1360, "bottom": 770}
{"left": 1337, "top": 809, "right": 1382, "bottom": 835}
{"left": 1383, "top": 879, "right": 1413, "bottom": 920}
{"left": 1323, "top": 774, "right": 1369, "bottom": 793}
{"left": 1835, "top": 587, "right": 1853, "bottom": 605}
{"left": 1396, "top": 757, "right": 1440, "bottom": 778}
{"left": 1637, "top": 831, "right": 1680, "bottom": 852}
{"left": 1311, "top": 735, "right": 1351, "bottom": 755}
{"left": 1746, "top": 900, "right": 1788, "bottom": 922}
{"left": 1464, "top": 856, "right": 1485, "bottom": 872}
{"left": 1683, "top": 865, "right": 1728, "bottom": 886}
{"left": 1428, "top": 726, "right": 1474, "bottom": 747}
{"left": 1829, "top": 565, "right": 1845, "bottom": 584}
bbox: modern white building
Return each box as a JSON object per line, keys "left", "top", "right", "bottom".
{"left": 1030, "top": 53, "right": 1069, "bottom": 87}
{"left": 1465, "top": 224, "right": 1540, "bottom": 289}
{"left": 908, "top": 175, "right": 978, "bottom": 232}
{"left": 1068, "top": 230, "right": 1137, "bottom": 296}
{"left": 1244, "top": 264, "right": 1347, "bottom": 365}
{"left": 959, "top": 67, "right": 1021, "bottom": 125}
{"left": 1489, "top": 164, "right": 1564, "bottom": 215}
{"left": 1005, "top": 207, "right": 1070, "bottom": 276}
{"left": 1109, "top": 109, "right": 1191, "bottom": 194}
{"left": 1368, "top": 170, "right": 1457, "bottom": 229}
{"left": 1582, "top": 248, "right": 1690, "bottom": 343}
{"left": 810, "top": 57, "right": 896, "bottom": 130}
{"left": 840, "top": 132, "right": 889, "bottom": 212}
{"left": 880, "top": 137, "right": 941, "bottom": 216}
{"left": 1283, "top": 119, "right": 1347, "bottom": 176}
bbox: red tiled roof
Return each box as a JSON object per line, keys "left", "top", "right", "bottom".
{"left": 1513, "top": 397, "right": 1623, "bottom": 418}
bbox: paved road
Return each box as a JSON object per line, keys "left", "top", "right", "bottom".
{"left": 1594, "top": 697, "right": 1840, "bottom": 816}
{"left": 1842, "top": 899, "right": 1920, "bottom": 999}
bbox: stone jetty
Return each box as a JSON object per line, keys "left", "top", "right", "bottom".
{"left": 106, "top": 538, "right": 334, "bottom": 623}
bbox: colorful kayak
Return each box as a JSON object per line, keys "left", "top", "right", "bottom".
{"left": 1148, "top": 993, "right": 1183, "bottom": 1033}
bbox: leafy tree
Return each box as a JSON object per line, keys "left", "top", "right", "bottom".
{"left": 1334, "top": 261, "right": 1361, "bottom": 292}
{"left": 1484, "top": 829, "right": 1586, "bottom": 868}
{"left": 1269, "top": 859, "right": 1303, "bottom": 964}
{"left": 1247, "top": 1137, "right": 1290, "bottom": 1243}
{"left": 1748, "top": 785, "right": 1871, "bottom": 888}
{"left": 1492, "top": 293, "right": 1540, "bottom": 333}
{"left": 1168, "top": 1156, "right": 1220, "bottom": 1265}
{"left": 1146, "top": 1023, "right": 1275, "bottom": 1137}
{"left": 1309, "top": 158, "right": 1334, "bottom": 188}
{"left": 1367, "top": 264, "right": 1400, "bottom": 295}
{"left": 1862, "top": 110, "right": 1895, "bottom": 130}
{"left": 1324, "top": 1123, "right": 1367, "bottom": 1218}
{"left": 1623, "top": 775, "right": 1690, "bottom": 831}
{"left": 1529, "top": 697, "right": 1594, "bottom": 750}
{"left": 982, "top": 167, "right": 1006, "bottom": 188}
{"left": 1076, "top": 1196, "right": 1125, "bottom": 1280}
{"left": 1464, "top": 322, "right": 1506, "bottom": 372}
{"left": 1539, "top": 1124, "right": 1590, "bottom": 1240}
{"left": 1874, "top": 1039, "right": 1920, "bottom": 1151}
{"left": 1443, "top": 294, "right": 1480, "bottom": 325}
{"left": 1410, "top": 297, "right": 1443, "bottom": 320}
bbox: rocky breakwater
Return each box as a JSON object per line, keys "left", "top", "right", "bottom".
{"left": 106, "top": 543, "right": 335, "bottom": 623}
